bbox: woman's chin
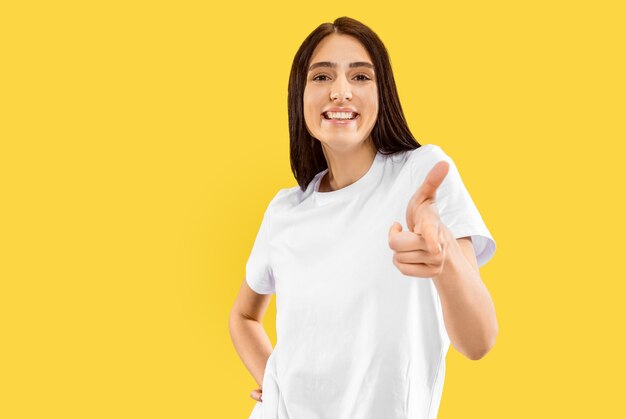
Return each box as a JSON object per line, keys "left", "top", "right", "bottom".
{"left": 320, "top": 139, "right": 368, "bottom": 152}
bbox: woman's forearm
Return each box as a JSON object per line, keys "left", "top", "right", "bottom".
{"left": 228, "top": 312, "right": 274, "bottom": 387}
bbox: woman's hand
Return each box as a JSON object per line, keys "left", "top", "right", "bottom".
{"left": 388, "top": 161, "right": 450, "bottom": 278}
{"left": 250, "top": 386, "right": 263, "bottom": 402}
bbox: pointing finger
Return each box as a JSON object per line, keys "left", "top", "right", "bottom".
{"left": 410, "top": 161, "right": 450, "bottom": 207}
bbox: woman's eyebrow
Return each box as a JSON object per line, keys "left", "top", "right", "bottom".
{"left": 308, "top": 61, "right": 374, "bottom": 72}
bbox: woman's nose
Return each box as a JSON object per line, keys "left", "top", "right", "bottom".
{"left": 330, "top": 76, "right": 352, "bottom": 100}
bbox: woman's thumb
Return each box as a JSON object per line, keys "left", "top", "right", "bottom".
{"left": 388, "top": 221, "right": 403, "bottom": 243}
{"left": 250, "top": 388, "right": 263, "bottom": 402}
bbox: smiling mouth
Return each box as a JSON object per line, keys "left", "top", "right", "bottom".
{"left": 322, "top": 111, "right": 359, "bottom": 120}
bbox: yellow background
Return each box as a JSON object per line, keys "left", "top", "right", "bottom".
{"left": 1, "top": 1, "right": 624, "bottom": 417}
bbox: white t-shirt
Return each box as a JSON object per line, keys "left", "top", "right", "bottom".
{"left": 246, "top": 144, "right": 496, "bottom": 419}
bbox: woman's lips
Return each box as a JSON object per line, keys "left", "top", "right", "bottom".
{"left": 321, "top": 114, "right": 360, "bottom": 125}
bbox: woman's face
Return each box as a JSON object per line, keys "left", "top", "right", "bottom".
{"left": 303, "top": 34, "right": 378, "bottom": 153}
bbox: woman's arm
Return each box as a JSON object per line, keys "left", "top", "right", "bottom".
{"left": 391, "top": 159, "right": 498, "bottom": 360}
{"left": 228, "top": 278, "right": 274, "bottom": 388}
{"left": 432, "top": 233, "right": 498, "bottom": 360}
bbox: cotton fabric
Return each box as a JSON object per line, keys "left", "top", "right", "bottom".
{"left": 246, "top": 144, "right": 496, "bottom": 419}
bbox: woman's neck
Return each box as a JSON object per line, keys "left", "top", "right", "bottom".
{"left": 319, "top": 141, "right": 377, "bottom": 192}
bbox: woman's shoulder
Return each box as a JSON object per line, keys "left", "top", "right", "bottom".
{"left": 383, "top": 143, "right": 448, "bottom": 174}
{"left": 266, "top": 184, "right": 305, "bottom": 214}
{"left": 402, "top": 143, "right": 456, "bottom": 171}
{"left": 404, "top": 143, "right": 447, "bottom": 162}
{"left": 397, "top": 144, "right": 461, "bottom": 187}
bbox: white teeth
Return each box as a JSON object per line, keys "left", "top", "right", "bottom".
{"left": 324, "top": 111, "right": 357, "bottom": 120}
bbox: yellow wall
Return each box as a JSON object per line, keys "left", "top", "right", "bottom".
{"left": 1, "top": 1, "right": 624, "bottom": 417}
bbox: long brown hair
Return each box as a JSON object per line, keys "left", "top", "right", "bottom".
{"left": 288, "top": 16, "right": 422, "bottom": 191}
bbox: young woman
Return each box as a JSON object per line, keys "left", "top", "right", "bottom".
{"left": 229, "top": 16, "right": 498, "bottom": 419}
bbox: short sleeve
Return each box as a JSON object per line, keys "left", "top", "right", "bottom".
{"left": 245, "top": 204, "right": 276, "bottom": 295}
{"left": 410, "top": 145, "right": 497, "bottom": 268}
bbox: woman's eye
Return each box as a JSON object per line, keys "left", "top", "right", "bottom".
{"left": 312, "top": 74, "right": 372, "bottom": 82}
